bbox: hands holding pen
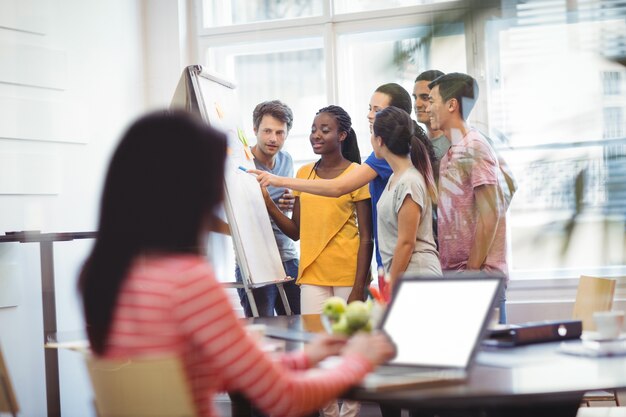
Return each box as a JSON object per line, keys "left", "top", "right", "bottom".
{"left": 248, "top": 169, "right": 284, "bottom": 188}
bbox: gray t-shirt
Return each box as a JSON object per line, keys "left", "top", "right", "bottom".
{"left": 376, "top": 167, "right": 441, "bottom": 277}
{"left": 431, "top": 134, "right": 451, "bottom": 185}
{"left": 431, "top": 134, "right": 451, "bottom": 162}
{"left": 254, "top": 151, "right": 298, "bottom": 262}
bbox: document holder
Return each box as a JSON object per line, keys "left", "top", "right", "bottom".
{"left": 483, "top": 320, "right": 582, "bottom": 347}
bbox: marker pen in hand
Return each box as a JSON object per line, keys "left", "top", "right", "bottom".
{"left": 238, "top": 166, "right": 257, "bottom": 176}
{"left": 377, "top": 267, "right": 385, "bottom": 294}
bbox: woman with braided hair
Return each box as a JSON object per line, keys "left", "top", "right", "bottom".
{"left": 371, "top": 106, "right": 442, "bottom": 294}
{"left": 262, "top": 105, "right": 372, "bottom": 417}
{"left": 263, "top": 105, "right": 372, "bottom": 308}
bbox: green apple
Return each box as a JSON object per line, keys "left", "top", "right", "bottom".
{"left": 361, "top": 319, "right": 373, "bottom": 333}
{"left": 322, "top": 296, "right": 347, "bottom": 321}
{"left": 345, "top": 300, "right": 370, "bottom": 330}
{"left": 331, "top": 315, "right": 351, "bottom": 336}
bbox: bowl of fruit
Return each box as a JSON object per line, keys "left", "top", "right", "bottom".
{"left": 321, "top": 297, "right": 378, "bottom": 336}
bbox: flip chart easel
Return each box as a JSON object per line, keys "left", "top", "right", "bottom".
{"left": 170, "top": 65, "right": 293, "bottom": 316}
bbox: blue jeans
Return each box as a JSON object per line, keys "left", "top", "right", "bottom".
{"left": 235, "top": 259, "right": 300, "bottom": 317}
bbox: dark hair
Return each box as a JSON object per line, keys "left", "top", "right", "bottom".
{"left": 415, "top": 69, "right": 444, "bottom": 83}
{"left": 375, "top": 83, "right": 412, "bottom": 115}
{"left": 78, "top": 110, "right": 227, "bottom": 354}
{"left": 316, "top": 105, "right": 361, "bottom": 164}
{"left": 252, "top": 100, "right": 294, "bottom": 132}
{"left": 428, "top": 72, "right": 479, "bottom": 120}
{"left": 375, "top": 83, "right": 437, "bottom": 170}
{"left": 373, "top": 107, "right": 437, "bottom": 201}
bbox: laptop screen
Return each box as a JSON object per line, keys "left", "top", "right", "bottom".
{"left": 381, "top": 275, "right": 502, "bottom": 368}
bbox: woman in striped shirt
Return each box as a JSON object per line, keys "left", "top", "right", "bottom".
{"left": 78, "top": 111, "right": 394, "bottom": 417}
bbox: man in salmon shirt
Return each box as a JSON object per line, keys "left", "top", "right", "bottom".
{"left": 427, "top": 73, "right": 509, "bottom": 323}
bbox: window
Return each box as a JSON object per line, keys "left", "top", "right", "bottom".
{"left": 204, "top": 37, "right": 325, "bottom": 160}
{"left": 198, "top": 4, "right": 469, "bottom": 162}
{"left": 603, "top": 107, "right": 624, "bottom": 139}
{"left": 334, "top": 0, "right": 457, "bottom": 14}
{"left": 196, "top": 0, "right": 626, "bottom": 282}
{"left": 485, "top": 0, "right": 626, "bottom": 277}
{"left": 196, "top": 1, "right": 469, "bottom": 289}
{"left": 336, "top": 23, "right": 466, "bottom": 151}
{"left": 201, "top": 0, "right": 322, "bottom": 27}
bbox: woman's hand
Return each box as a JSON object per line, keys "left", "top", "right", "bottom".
{"left": 249, "top": 169, "right": 284, "bottom": 188}
{"left": 343, "top": 332, "right": 396, "bottom": 367}
{"left": 304, "top": 334, "right": 348, "bottom": 366}
{"left": 260, "top": 185, "right": 273, "bottom": 205}
{"left": 347, "top": 287, "right": 366, "bottom": 303}
{"left": 278, "top": 189, "right": 295, "bottom": 212}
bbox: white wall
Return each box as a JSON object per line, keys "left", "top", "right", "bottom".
{"left": 0, "top": 1, "right": 197, "bottom": 415}
{"left": 0, "top": 0, "right": 150, "bottom": 416}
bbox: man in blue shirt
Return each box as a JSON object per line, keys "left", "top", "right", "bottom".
{"left": 236, "top": 100, "right": 300, "bottom": 317}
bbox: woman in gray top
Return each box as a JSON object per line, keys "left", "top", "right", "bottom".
{"left": 371, "top": 107, "right": 442, "bottom": 292}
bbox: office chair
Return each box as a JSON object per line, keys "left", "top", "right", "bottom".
{"left": 573, "top": 275, "right": 620, "bottom": 407}
{"left": 0, "top": 343, "right": 19, "bottom": 417}
{"left": 86, "top": 355, "right": 198, "bottom": 417}
{"left": 577, "top": 406, "right": 626, "bottom": 417}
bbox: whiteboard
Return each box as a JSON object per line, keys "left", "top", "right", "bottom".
{"left": 172, "top": 66, "right": 286, "bottom": 286}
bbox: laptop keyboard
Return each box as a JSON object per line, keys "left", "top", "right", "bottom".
{"left": 374, "top": 366, "right": 462, "bottom": 379}
{"left": 361, "top": 366, "right": 467, "bottom": 390}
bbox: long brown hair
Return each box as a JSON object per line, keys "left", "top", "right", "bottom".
{"left": 78, "top": 111, "right": 227, "bottom": 354}
{"left": 373, "top": 106, "right": 437, "bottom": 201}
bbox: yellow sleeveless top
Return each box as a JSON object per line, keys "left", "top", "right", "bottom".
{"left": 294, "top": 162, "right": 371, "bottom": 286}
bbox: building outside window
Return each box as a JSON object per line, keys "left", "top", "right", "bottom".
{"left": 603, "top": 71, "right": 622, "bottom": 96}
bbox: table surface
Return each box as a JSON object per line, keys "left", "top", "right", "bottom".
{"left": 49, "top": 314, "right": 626, "bottom": 412}
{"left": 248, "top": 314, "right": 626, "bottom": 409}
{"left": 0, "top": 230, "right": 96, "bottom": 243}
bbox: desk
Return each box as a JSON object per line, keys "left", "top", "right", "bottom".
{"left": 250, "top": 314, "right": 626, "bottom": 417}
{"left": 0, "top": 231, "right": 96, "bottom": 417}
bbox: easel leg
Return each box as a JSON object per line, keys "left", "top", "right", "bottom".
{"left": 245, "top": 287, "right": 259, "bottom": 317}
{"left": 40, "top": 240, "right": 61, "bottom": 417}
{"left": 276, "top": 283, "right": 292, "bottom": 315}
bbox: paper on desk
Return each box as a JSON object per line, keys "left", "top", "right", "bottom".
{"left": 475, "top": 350, "right": 554, "bottom": 368}
{"left": 559, "top": 340, "right": 626, "bottom": 357}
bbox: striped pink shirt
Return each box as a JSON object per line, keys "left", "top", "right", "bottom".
{"left": 104, "top": 254, "right": 371, "bottom": 417}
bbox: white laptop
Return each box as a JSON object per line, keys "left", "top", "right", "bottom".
{"left": 360, "top": 273, "right": 504, "bottom": 391}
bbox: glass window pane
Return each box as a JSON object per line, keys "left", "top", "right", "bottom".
{"left": 336, "top": 24, "right": 466, "bottom": 156}
{"left": 202, "top": 0, "right": 323, "bottom": 28}
{"left": 206, "top": 38, "right": 325, "bottom": 162}
{"left": 334, "top": 0, "right": 456, "bottom": 14}
{"left": 485, "top": 3, "right": 626, "bottom": 275}
{"left": 204, "top": 38, "right": 326, "bottom": 291}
